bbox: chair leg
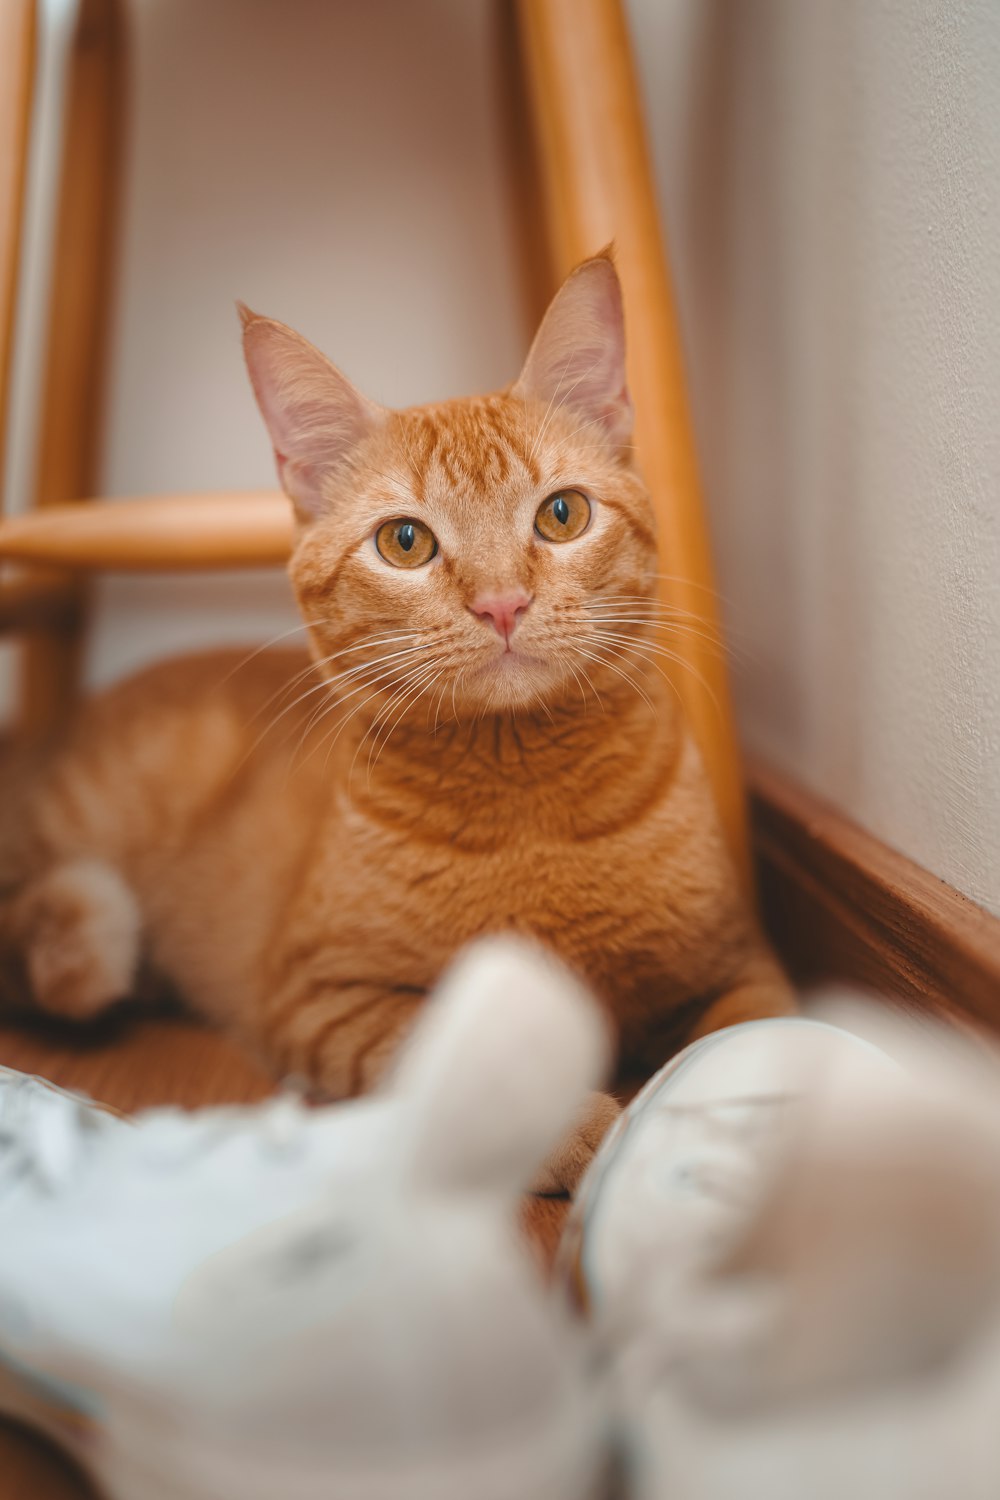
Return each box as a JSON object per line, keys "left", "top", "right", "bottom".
{"left": 516, "top": 0, "right": 751, "bottom": 885}
{"left": 19, "top": 0, "right": 125, "bottom": 740}
{"left": 0, "top": 0, "right": 37, "bottom": 493}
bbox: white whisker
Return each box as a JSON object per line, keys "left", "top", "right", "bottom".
{"left": 527, "top": 354, "right": 604, "bottom": 466}
{"left": 586, "top": 620, "right": 732, "bottom": 661}
{"left": 572, "top": 641, "right": 658, "bottom": 716}
{"left": 362, "top": 660, "right": 449, "bottom": 784}
{"left": 243, "top": 628, "right": 428, "bottom": 733}
{"left": 564, "top": 656, "right": 602, "bottom": 715}
{"left": 313, "top": 657, "right": 441, "bottom": 780}
{"left": 278, "top": 643, "right": 436, "bottom": 778}
{"left": 587, "top": 630, "right": 721, "bottom": 714}
{"left": 213, "top": 620, "right": 326, "bottom": 693}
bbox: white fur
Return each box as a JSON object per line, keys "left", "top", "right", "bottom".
{"left": 21, "top": 858, "right": 141, "bottom": 1017}
{"left": 390, "top": 935, "right": 611, "bottom": 1197}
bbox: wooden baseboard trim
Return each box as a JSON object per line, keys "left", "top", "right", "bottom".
{"left": 748, "top": 757, "right": 1000, "bottom": 1033}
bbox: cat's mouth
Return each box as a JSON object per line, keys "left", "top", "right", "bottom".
{"left": 477, "top": 646, "right": 544, "bottom": 673}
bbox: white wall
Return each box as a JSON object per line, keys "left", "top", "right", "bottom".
{"left": 7, "top": 1, "right": 1000, "bottom": 915}
{"left": 630, "top": 0, "right": 1000, "bottom": 915}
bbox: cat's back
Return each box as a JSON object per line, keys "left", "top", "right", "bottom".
{"left": 71, "top": 646, "right": 312, "bottom": 731}
{"left": 32, "top": 647, "right": 327, "bottom": 858}
{"left": 58, "top": 646, "right": 313, "bottom": 771}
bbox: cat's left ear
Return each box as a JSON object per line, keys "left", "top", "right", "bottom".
{"left": 239, "top": 304, "right": 386, "bottom": 523}
{"left": 513, "top": 251, "right": 633, "bottom": 448}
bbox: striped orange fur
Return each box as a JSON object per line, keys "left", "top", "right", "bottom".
{"left": 1, "top": 256, "right": 792, "bottom": 1187}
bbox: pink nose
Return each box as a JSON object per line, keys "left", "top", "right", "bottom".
{"left": 469, "top": 590, "right": 533, "bottom": 645}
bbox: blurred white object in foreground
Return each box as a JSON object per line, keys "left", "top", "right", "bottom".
{"left": 568, "top": 1006, "right": 1000, "bottom": 1500}
{"left": 0, "top": 937, "right": 608, "bottom": 1500}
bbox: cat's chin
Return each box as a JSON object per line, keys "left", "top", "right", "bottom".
{"left": 461, "top": 649, "right": 561, "bottom": 714}
{"left": 476, "top": 648, "right": 544, "bottom": 675}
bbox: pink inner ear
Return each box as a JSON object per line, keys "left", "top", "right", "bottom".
{"left": 241, "top": 312, "right": 384, "bottom": 521}
{"left": 515, "top": 256, "right": 633, "bottom": 448}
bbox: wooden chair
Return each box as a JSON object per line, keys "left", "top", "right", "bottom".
{"left": 0, "top": 0, "right": 751, "bottom": 880}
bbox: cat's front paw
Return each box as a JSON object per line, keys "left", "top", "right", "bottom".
{"left": 531, "top": 1090, "right": 621, "bottom": 1197}
{"left": 17, "top": 860, "right": 140, "bottom": 1019}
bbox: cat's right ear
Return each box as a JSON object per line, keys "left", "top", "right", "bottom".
{"left": 238, "top": 304, "right": 385, "bottom": 523}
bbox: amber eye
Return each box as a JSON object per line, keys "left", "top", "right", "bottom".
{"left": 374, "top": 518, "right": 437, "bottom": 568}
{"left": 535, "top": 489, "right": 591, "bottom": 543}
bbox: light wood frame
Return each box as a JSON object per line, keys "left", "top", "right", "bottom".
{"left": 17, "top": 0, "right": 124, "bottom": 736}
{"left": 0, "top": 0, "right": 35, "bottom": 489}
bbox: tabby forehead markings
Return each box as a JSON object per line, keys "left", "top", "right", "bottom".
{"left": 401, "top": 399, "right": 543, "bottom": 496}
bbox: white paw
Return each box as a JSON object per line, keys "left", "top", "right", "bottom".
{"left": 21, "top": 860, "right": 140, "bottom": 1019}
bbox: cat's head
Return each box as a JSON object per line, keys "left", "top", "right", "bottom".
{"left": 241, "top": 254, "right": 658, "bottom": 720}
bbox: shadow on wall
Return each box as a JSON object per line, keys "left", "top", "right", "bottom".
{"left": 677, "top": 0, "right": 871, "bottom": 790}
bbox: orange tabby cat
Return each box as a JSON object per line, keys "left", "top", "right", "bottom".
{"left": 0, "top": 254, "right": 792, "bottom": 1184}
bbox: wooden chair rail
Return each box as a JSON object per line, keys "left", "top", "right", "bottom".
{"left": 0, "top": 492, "right": 292, "bottom": 571}
{"left": 14, "top": 0, "right": 124, "bottom": 736}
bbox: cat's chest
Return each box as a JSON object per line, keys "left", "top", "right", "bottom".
{"left": 315, "top": 788, "right": 713, "bottom": 978}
